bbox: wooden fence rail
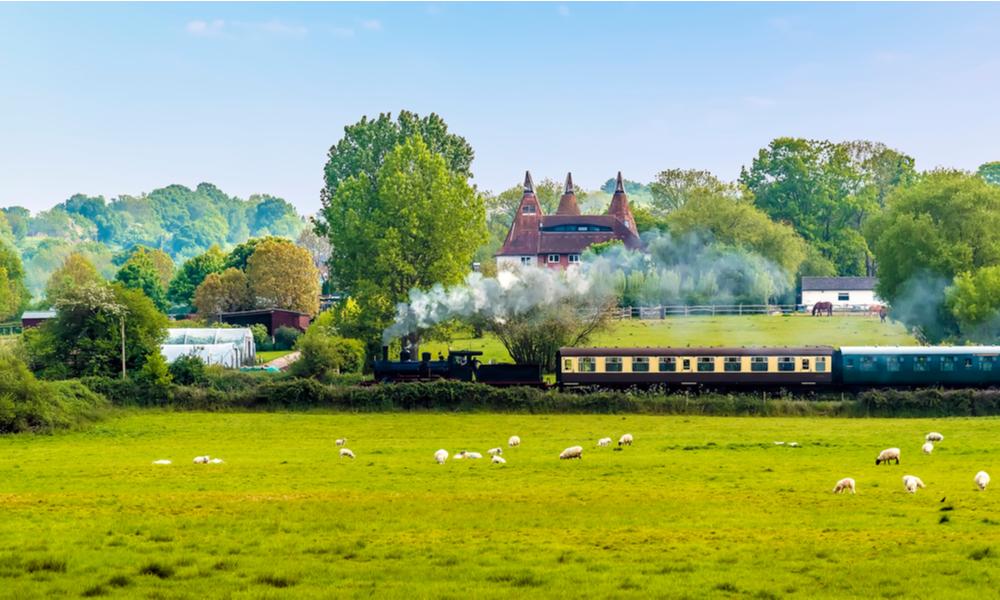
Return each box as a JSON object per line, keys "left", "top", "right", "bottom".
{"left": 606, "top": 304, "right": 881, "bottom": 319}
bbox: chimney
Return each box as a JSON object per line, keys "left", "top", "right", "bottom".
{"left": 555, "top": 172, "right": 581, "bottom": 216}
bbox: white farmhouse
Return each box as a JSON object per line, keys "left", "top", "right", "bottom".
{"left": 801, "top": 277, "right": 882, "bottom": 309}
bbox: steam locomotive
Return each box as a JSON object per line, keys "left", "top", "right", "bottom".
{"left": 373, "top": 345, "right": 1000, "bottom": 389}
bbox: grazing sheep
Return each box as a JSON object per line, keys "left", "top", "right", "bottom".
{"left": 454, "top": 451, "right": 467, "bottom": 460}
{"left": 339, "top": 448, "right": 355, "bottom": 459}
{"left": 618, "top": 433, "right": 634, "bottom": 447}
{"left": 492, "top": 455, "right": 507, "bottom": 465}
{"left": 975, "top": 471, "right": 990, "bottom": 491}
{"left": 336, "top": 438, "right": 347, "bottom": 447}
{"left": 560, "top": 446, "right": 583, "bottom": 460}
{"left": 209, "top": 458, "right": 224, "bottom": 464}
{"left": 832, "top": 478, "right": 856, "bottom": 494}
{"left": 773, "top": 441, "right": 785, "bottom": 446}
{"left": 922, "top": 441, "right": 934, "bottom": 455}
{"left": 193, "top": 455, "right": 210, "bottom": 464}
{"left": 487, "top": 447, "right": 503, "bottom": 456}
{"left": 597, "top": 437, "right": 612, "bottom": 447}
{"left": 508, "top": 436, "right": 521, "bottom": 447}
{"left": 788, "top": 442, "right": 800, "bottom": 448}
{"left": 466, "top": 452, "right": 483, "bottom": 459}
{"left": 926, "top": 432, "right": 944, "bottom": 442}
{"left": 902, "top": 475, "right": 925, "bottom": 493}
{"left": 152, "top": 460, "right": 172, "bottom": 465}
{"left": 875, "top": 448, "right": 901, "bottom": 466}
{"left": 434, "top": 449, "right": 449, "bottom": 464}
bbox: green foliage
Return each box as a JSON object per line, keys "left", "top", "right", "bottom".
{"left": 115, "top": 249, "right": 169, "bottom": 312}
{"left": 167, "top": 246, "right": 226, "bottom": 306}
{"left": 273, "top": 326, "right": 302, "bottom": 351}
{"left": 978, "top": 162, "right": 1000, "bottom": 186}
{"left": 25, "top": 282, "right": 168, "bottom": 379}
{"left": 0, "top": 239, "right": 30, "bottom": 321}
{"left": 291, "top": 333, "right": 366, "bottom": 380}
{"left": 138, "top": 350, "right": 172, "bottom": 388}
{"left": 249, "top": 323, "right": 270, "bottom": 347}
{"left": 649, "top": 169, "right": 734, "bottom": 214}
{"left": 0, "top": 352, "right": 107, "bottom": 433}
{"left": 245, "top": 238, "right": 320, "bottom": 315}
{"left": 167, "top": 355, "right": 207, "bottom": 386}
{"left": 223, "top": 236, "right": 285, "bottom": 271}
{"left": 947, "top": 266, "right": 1000, "bottom": 342}
{"left": 193, "top": 267, "right": 253, "bottom": 316}
{"left": 586, "top": 240, "right": 624, "bottom": 256}
{"left": 44, "top": 253, "right": 103, "bottom": 306}
{"left": 320, "top": 134, "right": 486, "bottom": 350}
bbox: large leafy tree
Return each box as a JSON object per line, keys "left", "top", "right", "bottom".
{"left": 947, "top": 266, "right": 1000, "bottom": 342}
{"left": 649, "top": 169, "right": 734, "bottom": 214}
{"left": 0, "top": 239, "right": 29, "bottom": 321}
{"left": 223, "top": 236, "right": 286, "bottom": 271}
{"left": 193, "top": 267, "right": 254, "bottom": 316}
{"left": 321, "top": 135, "right": 485, "bottom": 348}
{"left": 979, "top": 162, "right": 1000, "bottom": 186}
{"left": 115, "top": 249, "right": 169, "bottom": 312}
{"left": 167, "top": 246, "right": 226, "bottom": 306}
{"left": 245, "top": 238, "right": 320, "bottom": 315}
{"left": 44, "top": 253, "right": 104, "bottom": 306}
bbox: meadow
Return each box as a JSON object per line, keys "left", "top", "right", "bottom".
{"left": 423, "top": 315, "right": 918, "bottom": 363}
{"left": 1, "top": 412, "right": 997, "bottom": 598}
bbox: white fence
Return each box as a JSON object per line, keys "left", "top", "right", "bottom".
{"left": 607, "top": 304, "right": 884, "bottom": 319}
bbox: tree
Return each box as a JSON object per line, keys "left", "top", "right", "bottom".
{"left": 0, "top": 239, "right": 29, "bottom": 321}
{"left": 1, "top": 207, "right": 30, "bottom": 240}
{"left": 320, "top": 135, "right": 485, "bottom": 348}
{"left": 223, "top": 236, "right": 286, "bottom": 271}
{"left": 193, "top": 267, "right": 253, "bottom": 316}
{"left": 167, "top": 246, "right": 226, "bottom": 306}
{"left": 649, "top": 169, "right": 733, "bottom": 214}
{"left": 45, "top": 253, "right": 104, "bottom": 305}
{"left": 296, "top": 225, "right": 332, "bottom": 281}
{"left": 245, "top": 238, "right": 320, "bottom": 315}
{"left": 115, "top": 246, "right": 174, "bottom": 290}
{"left": 24, "top": 282, "right": 167, "bottom": 379}
{"left": 979, "top": 162, "right": 1000, "bottom": 186}
{"left": 947, "top": 266, "right": 1000, "bottom": 342}
{"left": 249, "top": 195, "right": 303, "bottom": 238}
{"left": 601, "top": 177, "right": 650, "bottom": 196}
{"left": 115, "top": 249, "right": 169, "bottom": 312}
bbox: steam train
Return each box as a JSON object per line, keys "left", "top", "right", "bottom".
{"left": 372, "top": 345, "right": 1000, "bottom": 389}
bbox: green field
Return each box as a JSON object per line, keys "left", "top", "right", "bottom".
{"left": 2, "top": 412, "right": 996, "bottom": 598}
{"left": 256, "top": 350, "right": 293, "bottom": 364}
{"left": 424, "top": 315, "right": 918, "bottom": 363}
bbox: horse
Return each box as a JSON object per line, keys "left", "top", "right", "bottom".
{"left": 868, "top": 304, "right": 889, "bottom": 323}
{"left": 812, "top": 301, "right": 833, "bottom": 317}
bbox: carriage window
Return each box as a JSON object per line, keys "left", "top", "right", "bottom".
{"left": 697, "top": 357, "right": 715, "bottom": 372}
{"left": 845, "top": 358, "right": 855, "bottom": 370}
{"left": 860, "top": 356, "right": 876, "bottom": 372}
{"left": 838, "top": 293, "right": 850, "bottom": 301}
{"left": 778, "top": 357, "right": 795, "bottom": 372}
{"left": 801, "top": 358, "right": 810, "bottom": 371}
{"left": 751, "top": 357, "right": 769, "bottom": 372}
{"left": 658, "top": 357, "right": 676, "bottom": 372}
{"left": 606, "top": 357, "right": 623, "bottom": 372}
{"left": 724, "top": 357, "right": 741, "bottom": 372}
{"left": 914, "top": 356, "right": 929, "bottom": 372}
{"left": 632, "top": 357, "right": 649, "bottom": 372}
{"left": 887, "top": 356, "right": 900, "bottom": 372}
{"left": 941, "top": 356, "right": 955, "bottom": 372}
{"left": 579, "top": 357, "right": 596, "bottom": 372}
{"left": 964, "top": 358, "right": 974, "bottom": 369}
{"left": 981, "top": 357, "right": 995, "bottom": 372}
{"left": 816, "top": 358, "right": 827, "bottom": 372}
{"left": 682, "top": 359, "right": 691, "bottom": 371}
{"left": 563, "top": 359, "right": 573, "bottom": 372}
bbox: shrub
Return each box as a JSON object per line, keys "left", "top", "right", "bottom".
{"left": 249, "top": 324, "right": 270, "bottom": 347}
{"left": 168, "top": 355, "right": 207, "bottom": 386}
{"left": 273, "top": 326, "right": 301, "bottom": 350}
{"left": 1, "top": 354, "right": 108, "bottom": 433}
{"left": 291, "top": 334, "right": 366, "bottom": 380}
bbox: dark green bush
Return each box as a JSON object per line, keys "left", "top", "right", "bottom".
{"left": 168, "top": 355, "right": 207, "bottom": 386}
{"left": 273, "top": 326, "right": 301, "bottom": 350}
{"left": 1, "top": 354, "right": 108, "bottom": 433}
{"left": 291, "top": 334, "right": 366, "bottom": 380}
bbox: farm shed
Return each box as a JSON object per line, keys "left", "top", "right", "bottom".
{"left": 216, "top": 309, "right": 311, "bottom": 335}
{"left": 163, "top": 328, "right": 256, "bottom": 366}
{"left": 20, "top": 310, "right": 57, "bottom": 329}
{"left": 801, "top": 277, "right": 881, "bottom": 308}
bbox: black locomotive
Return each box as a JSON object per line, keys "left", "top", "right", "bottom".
{"left": 372, "top": 347, "right": 544, "bottom": 386}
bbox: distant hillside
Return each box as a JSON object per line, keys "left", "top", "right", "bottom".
{"left": 2, "top": 183, "right": 306, "bottom": 298}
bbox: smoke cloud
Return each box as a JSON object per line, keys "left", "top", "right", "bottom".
{"left": 383, "top": 231, "right": 794, "bottom": 344}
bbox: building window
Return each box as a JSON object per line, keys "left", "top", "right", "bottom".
{"left": 887, "top": 356, "right": 900, "bottom": 372}
{"left": 579, "top": 357, "right": 596, "bottom": 372}
{"left": 941, "top": 357, "right": 955, "bottom": 372}
{"left": 838, "top": 292, "right": 850, "bottom": 301}
{"left": 522, "top": 204, "right": 536, "bottom": 214}
{"left": 547, "top": 254, "right": 560, "bottom": 263}
{"left": 981, "top": 356, "right": 995, "bottom": 372}
{"left": 697, "top": 357, "right": 715, "bottom": 372}
{"left": 568, "top": 254, "right": 580, "bottom": 264}
{"left": 605, "top": 357, "right": 623, "bottom": 372}
{"left": 658, "top": 357, "right": 676, "bottom": 372}
{"left": 751, "top": 357, "right": 769, "bottom": 372}
{"left": 520, "top": 256, "right": 533, "bottom": 266}
{"left": 778, "top": 357, "right": 795, "bottom": 372}
{"left": 724, "top": 357, "right": 741, "bottom": 372}
{"left": 632, "top": 357, "right": 649, "bottom": 372}
{"left": 914, "top": 356, "right": 929, "bottom": 372}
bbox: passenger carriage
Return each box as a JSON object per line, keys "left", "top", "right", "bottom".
{"left": 839, "top": 346, "right": 1000, "bottom": 387}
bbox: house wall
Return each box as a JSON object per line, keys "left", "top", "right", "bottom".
{"left": 497, "top": 255, "right": 534, "bottom": 270}
{"left": 802, "top": 290, "right": 881, "bottom": 307}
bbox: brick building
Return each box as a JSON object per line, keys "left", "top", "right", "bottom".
{"left": 495, "top": 171, "right": 642, "bottom": 269}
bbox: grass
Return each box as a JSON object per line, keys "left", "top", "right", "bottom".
{"left": 257, "top": 350, "right": 293, "bottom": 363}
{"left": 1, "top": 411, "right": 997, "bottom": 598}
{"left": 424, "top": 315, "right": 918, "bottom": 363}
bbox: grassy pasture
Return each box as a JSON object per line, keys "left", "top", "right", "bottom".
{"left": 1, "top": 412, "right": 997, "bottom": 598}
{"left": 423, "top": 315, "right": 918, "bottom": 363}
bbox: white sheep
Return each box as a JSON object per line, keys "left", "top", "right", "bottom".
{"left": 922, "top": 441, "right": 934, "bottom": 455}
{"left": 339, "top": 448, "right": 355, "bottom": 459}
{"left": 832, "top": 477, "right": 856, "bottom": 494}
{"left": 618, "top": 433, "right": 634, "bottom": 447}
{"left": 788, "top": 442, "right": 800, "bottom": 448}
{"left": 492, "top": 455, "right": 506, "bottom": 465}
{"left": 597, "top": 437, "right": 612, "bottom": 447}
{"left": 152, "top": 459, "right": 172, "bottom": 465}
{"left": 925, "top": 432, "right": 944, "bottom": 442}
{"left": 508, "top": 436, "right": 521, "bottom": 447}
{"left": 336, "top": 438, "right": 347, "bottom": 447}
{"left": 466, "top": 452, "right": 483, "bottom": 459}
{"left": 209, "top": 458, "right": 224, "bottom": 464}
{"left": 434, "top": 449, "right": 449, "bottom": 464}
{"left": 902, "top": 475, "right": 925, "bottom": 493}
{"left": 487, "top": 447, "right": 503, "bottom": 456}
{"left": 975, "top": 471, "right": 990, "bottom": 491}
{"left": 875, "top": 447, "right": 901, "bottom": 466}
{"left": 193, "top": 455, "right": 210, "bottom": 464}
{"left": 454, "top": 451, "right": 467, "bottom": 460}
{"left": 560, "top": 445, "right": 583, "bottom": 460}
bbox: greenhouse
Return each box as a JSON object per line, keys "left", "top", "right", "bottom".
{"left": 161, "top": 328, "right": 256, "bottom": 368}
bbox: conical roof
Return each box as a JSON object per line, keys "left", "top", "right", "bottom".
{"left": 555, "top": 172, "right": 581, "bottom": 216}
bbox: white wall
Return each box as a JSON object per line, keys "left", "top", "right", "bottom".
{"left": 496, "top": 255, "right": 535, "bottom": 269}
{"left": 802, "top": 290, "right": 882, "bottom": 307}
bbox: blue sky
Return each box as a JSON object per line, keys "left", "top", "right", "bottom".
{"left": 2, "top": 2, "right": 999, "bottom": 215}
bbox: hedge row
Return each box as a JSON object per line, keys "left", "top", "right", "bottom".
{"left": 76, "top": 376, "right": 1000, "bottom": 417}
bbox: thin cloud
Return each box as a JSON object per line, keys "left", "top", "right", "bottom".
{"left": 557, "top": 5, "right": 570, "bottom": 17}
{"left": 248, "top": 20, "right": 308, "bottom": 38}
{"left": 185, "top": 19, "right": 225, "bottom": 37}
{"left": 185, "top": 19, "right": 308, "bottom": 39}
{"left": 361, "top": 19, "right": 382, "bottom": 31}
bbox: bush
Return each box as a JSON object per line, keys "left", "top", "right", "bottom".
{"left": 273, "top": 326, "right": 301, "bottom": 350}
{"left": 168, "top": 355, "right": 207, "bottom": 386}
{"left": 291, "top": 334, "right": 366, "bottom": 381}
{"left": 249, "top": 324, "right": 270, "bottom": 347}
{"left": 1, "top": 354, "right": 108, "bottom": 433}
